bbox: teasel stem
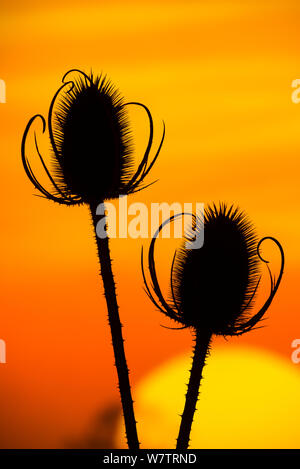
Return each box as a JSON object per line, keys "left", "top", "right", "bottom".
{"left": 176, "top": 329, "right": 212, "bottom": 450}
{"left": 90, "top": 201, "right": 139, "bottom": 450}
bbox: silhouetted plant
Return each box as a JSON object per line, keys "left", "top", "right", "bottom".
{"left": 22, "top": 69, "right": 165, "bottom": 450}
{"left": 142, "top": 203, "right": 284, "bottom": 449}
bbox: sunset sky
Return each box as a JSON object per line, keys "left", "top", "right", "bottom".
{"left": 0, "top": 0, "right": 299, "bottom": 448}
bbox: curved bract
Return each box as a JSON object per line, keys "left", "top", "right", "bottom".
{"left": 21, "top": 69, "right": 165, "bottom": 205}
{"left": 142, "top": 203, "right": 284, "bottom": 336}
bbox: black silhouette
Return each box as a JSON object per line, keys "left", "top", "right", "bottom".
{"left": 142, "top": 203, "right": 284, "bottom": 449}
{"left": 21, "top": 69, "right": 165, "bottom": 450}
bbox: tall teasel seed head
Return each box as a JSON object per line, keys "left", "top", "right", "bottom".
{"left": 22, "top": 69, "right": 165, "bottom": 205}
{"left": 142, "top": 203, "right": 284, "bottom": 336}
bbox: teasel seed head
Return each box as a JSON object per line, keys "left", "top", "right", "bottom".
{"left": 142, "top": 203, "right": 284, "bottom": 336}
{"left": 22, "top": 69, "right": 165, "bottom": 205}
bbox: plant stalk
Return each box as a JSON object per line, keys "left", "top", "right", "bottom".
{"left": 90, "top": 202, "right": 139, "bottom": 450}
{"left": 176, "top": 329, "right": 212, "bottom": 450}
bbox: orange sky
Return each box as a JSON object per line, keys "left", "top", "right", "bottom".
{"left": 0, "top": 0, "right": 300, "bottom": 448}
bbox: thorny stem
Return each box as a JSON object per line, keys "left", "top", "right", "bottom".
{"left": 176, "top": 329, "right": 212, "bottom": 450}
{"left": 90, "top": 202, "right": 139, "bottom": 450}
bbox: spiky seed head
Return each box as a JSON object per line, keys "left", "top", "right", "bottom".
{"left": 22, "top": 70, "right": 164, "bottom": 206}
{"left": 173, "top": 204, "right": 260, "bottom": 334}
{"left": 53, "top": 73, "right": 133, "bottom": 203}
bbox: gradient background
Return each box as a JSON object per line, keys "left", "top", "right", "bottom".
{"left": 0, "top": 0, "right": 300, "bottom": 448}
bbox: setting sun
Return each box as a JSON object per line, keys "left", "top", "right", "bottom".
{"left": 117, "top": 345, "right": 300, "bottom": 448}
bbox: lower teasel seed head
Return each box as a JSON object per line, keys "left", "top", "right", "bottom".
{"left": 142, "top": 203, "right": 284, "bottom": 337}
{"left": 173, "top": 204, "right": 259, "bottom": 334}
